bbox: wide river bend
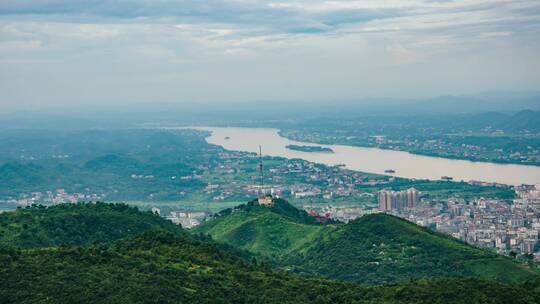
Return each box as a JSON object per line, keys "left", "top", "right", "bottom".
{"left": 189, "top": 127, "right": 540, "bottom": 187}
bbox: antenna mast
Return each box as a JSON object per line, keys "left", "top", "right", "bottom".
{"left": 259, "top": 145, "right": 264, "bottom": 196}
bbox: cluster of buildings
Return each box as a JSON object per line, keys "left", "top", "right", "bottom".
{"left": 0, "top": 189, "right": 105, "bottom": 206}
{"left": 303, "top": 184, "right": 540, "bottom": 260}
{"left": 302, "top": 189, "right": 419, "bottom": 224}
{"left": 160, "top": 208, "right": 209, "bottom": 229}
{"left": 304, "top": 204, "right": 373, "bottom": 223}
{"left": 196, "top": 151, "right": 391, "bottom": 204}
{"left": 378, "top": 188, "right": 420, "bottom": 211}
{"left": 391, "top": 185, "right": 540, "bottom": 260}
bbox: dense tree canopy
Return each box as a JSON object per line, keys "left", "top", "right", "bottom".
{"left": 0, "top": 202, "right": 182, "bottom": 248}
{"left": 1, "top": 202, "right": 538, "bottom": 303}
{"left": 1, "top": 230, "right": 539, "bottom": 304}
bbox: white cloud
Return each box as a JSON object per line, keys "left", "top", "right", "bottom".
{"left": 478, "top": 31, "right": 513, "bottom": 38}
{"left": 0, "top": 0, "right": 539, "bottom": 109}
{"left": 223, "top": 48, "right": 251, "bottom": 55}
{"left": 0, "top": 40, "right": 42, "bottom": 50}
{"left": 387, "top": 44, "right": 423, "bottom": 65}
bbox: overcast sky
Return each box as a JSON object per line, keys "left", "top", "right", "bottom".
{"left": 1, "top": 0, "right": 539, "bottom": 111}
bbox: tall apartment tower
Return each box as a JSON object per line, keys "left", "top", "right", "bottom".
{"left": 378, "top": 191, "right": 386, "bottom": 211}
{"left": 379, "top": 188, "right": 420, "bottom": 212}
{"left": 378, "top": 190, "right": 392, "bottom": 211}
{"left": 395, "top": 191, "right": 407, "bottom": 210}
{"left": 406, "top": 187, "right": 420, "bottom": 208}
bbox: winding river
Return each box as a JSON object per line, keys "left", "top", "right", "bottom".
{"left": 191, "top": 127, "right": 540, "bottom": 187}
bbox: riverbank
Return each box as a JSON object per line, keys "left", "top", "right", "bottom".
{"left": 278, "top": 130, "right": 540, "bottom": 167}
{"left": 198, "top": 127, "right": 540, "bottom": 187}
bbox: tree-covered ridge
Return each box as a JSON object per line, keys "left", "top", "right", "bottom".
{"left": 1, "top": 230, "right": 539, "bottom": 304}
{"left": 195, "top": 201, "right": 538, "bottom": 285}
{"left": 0, "top": 202, "right": 182, "bottom": 249}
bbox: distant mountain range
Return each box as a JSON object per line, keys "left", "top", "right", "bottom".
{"left": 1, "top": 93, "right": 538, "bottom": 130}
{"left": 392, "top": 94, "right": 540, "bottom": 115}
{"left": 499, "top": 110, "right": 540, "bottom": 132}
{"left": 194, "top": 198, "right": 537, "bottom": 285}
{"left": 1, "top": 202, "right": 539, "bottom": 303}
{"left": 445, "top": 109, "right": 540, "bottom": 132}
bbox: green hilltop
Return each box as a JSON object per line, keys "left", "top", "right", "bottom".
{"left": 0, "top": 202, "right": 182, "bottom": 249}
{"left": 192, "top": 198, "right": 326, "bottom": 257}
{"left": 194, "top": 198, "right": 538, "bottom": 285}
{"left": 0, "top": 202, "right": 539, "bottom": 303}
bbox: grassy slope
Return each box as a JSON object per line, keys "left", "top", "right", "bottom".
{"left": 193, "top": 199, "right": 326, "bottom": 257}
{"left": 284, "top": 214, "right": 536, "bottom": 284}
{"left": 0, "top": 202, "right": 183, "bottom": 248}
{"left": 194, "top": 209, "right": 325, "bottom": 257}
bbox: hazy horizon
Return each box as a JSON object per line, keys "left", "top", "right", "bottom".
{"left": 1, "top": 0, "right": 540, "bottom": 111}
{"left": 1, "top": 91, "right": 540, "bottom": 117}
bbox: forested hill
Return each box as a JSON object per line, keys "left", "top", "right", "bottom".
{"left": 1, "top": 230, "right": 539, "bottom": 304}
{"left": 284, "top": 213, "right": 537, "bottom": 284}
{"left": 0, "top": 203, "right": 182, "bottom": 249}
{"left": 194, "top": 200, "right": 538, "bottom": 284}
{"left": 0, "top": 202, "right": 538, "bottom": 303}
